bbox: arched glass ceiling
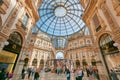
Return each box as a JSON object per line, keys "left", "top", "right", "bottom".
{"left": 36, "top": 0, "right": 85, "bottom": 36}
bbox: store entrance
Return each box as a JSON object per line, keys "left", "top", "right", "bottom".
{"left": 99, "top": 33, "right": 120, "bottom": 79}
{"left": 0, "top": 32, "right": 23, "bottom": 72}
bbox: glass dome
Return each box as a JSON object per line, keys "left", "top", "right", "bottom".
{"left": 36, "top": 0, "right": 85, "bottom": 36}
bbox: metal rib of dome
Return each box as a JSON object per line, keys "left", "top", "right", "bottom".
{"left": 36, "top": 0, "right": 85, "bottom": 36}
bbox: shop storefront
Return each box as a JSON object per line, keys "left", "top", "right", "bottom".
{"left": 99, "top": 33, "right": 120, "bottom": 79}
{"left": 0, "top": 32, "right": 22, "bottom": 72}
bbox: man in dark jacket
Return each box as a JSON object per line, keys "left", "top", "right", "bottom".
{"left": 0, "top": 68, "right": 7, "bottom": 80}
{"left": 34, "top": 71, "right": 39, "bottom": 80}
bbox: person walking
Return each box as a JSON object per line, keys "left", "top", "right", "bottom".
{"left": 27, "top": 68, "right": 32, "bottom": 79}
{"left": 77, "top": 67, "right": 84, "bottom": 80}
{"left": 74, "top": 69, "right": 78, "bottom": 80}
{"left": 34, "top": 71, "right": 39, "bottom": 80}
{"left": 0, "top": 68, "right": 7, "bottom": 80}
{"left": 21, "top": 68, "right": 26, "bottom": 79}
{"left": 8, "top": 70, "right": 14, "bottom": 80}
{"left": 66, "top": 69, "right": 70, "bottom": 80}
{"left": 31, "top": 68, "right": 35, "bottom": 76}
{"left": 93, "top": 67, "right": 100, "bottom": 80}
{"left": 110, "top": 69, "right": 119, "bottom": 80}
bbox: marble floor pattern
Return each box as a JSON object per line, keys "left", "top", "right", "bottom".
{"left": 21, "top": 71, "right": 97, "bottom": 80}
{"left": 24, "top": 71, "right": 67, "bottom": 80}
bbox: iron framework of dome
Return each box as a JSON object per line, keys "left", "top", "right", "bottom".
{"left": 36, "top": 0, "right": 85, "bottom": 36}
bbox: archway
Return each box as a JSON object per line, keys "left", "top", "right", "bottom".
{"left": 56, "top": 51, "right": 64, "bottom": 59}
{"left": 76, "top": 60, "right": 80, "bottom": 67}
{"left": 32, "top": 59, "right": 37, "bottom": 66}
{"left": 91, "top": 59, "right": 96, "bottom": 66}
{"left": 82, "top": 59, "right": 87, "bottom": 66}
{"left": 99, "top": 33, "right": 119, "bottom": 79}
{"left": 24, "top": 58, "right": 29, "bottom": 67}
{"left": 0, "top": 32, "right": 23, "bottom": 72}
{"left": 82, "top": 59, "right": 88, "bottom": 69}
{"left": 39, "top": 59, "right": 44, "bottom": 69}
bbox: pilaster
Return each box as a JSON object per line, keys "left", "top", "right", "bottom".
{"left": 100, "top": 2, "right": 120, "bottom": 42}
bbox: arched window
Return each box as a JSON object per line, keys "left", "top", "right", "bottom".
{"left": 91, "top": 59, "right": 96, "bottom": 66}
{"left": 9, "top": 32, "right": 23, "bottom": 45}
{"left": 76, "top": 60, "right": 80, "bottom": 67}
{"left": 56, "top": 51, "right": 64, "bottom": 59}
{"left": 24, "top": 58, "right": 29, "bottom": 64}
{"left": 32, "top": 59, "right": 37, "bottom": 66}
{"left": 40, "top": 59, "right": 44, "bottom": 65}
{"left": 82, "top": 59, "right": 87, "bottom": 66}
{"left": 99, "top": 33, "right": 119, "bottom": 55}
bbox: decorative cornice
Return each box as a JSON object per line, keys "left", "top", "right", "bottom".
{"left": 0, "top": 0, "right": 10, "bottom": 14}
{"left": 25, "top": 0, "right": 39, "bottom": 22}
{"left": 82, "top": 0, "right": 98, "bottom": 22}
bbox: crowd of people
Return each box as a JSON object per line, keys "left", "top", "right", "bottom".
{"left": 20, "top": 65, "right": 119, "bottom": 80}
{"left": 73, "top": 66, "right": 100, "bottom": 80}
{"left": 0, "top": 66, "right": 119, "bottom": 80}
{"left": 0, "top": 68, "right": 13, "bottom": 80}
{"left": 21, "top": 67, "right": 40, "bottom": 80}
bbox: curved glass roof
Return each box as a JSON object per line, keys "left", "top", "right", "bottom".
{"left": 36, "top": 0, "right": 85, "bottom": 36}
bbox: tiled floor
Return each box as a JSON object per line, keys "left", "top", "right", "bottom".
{"left": 24, "top": 71, "right": 67, "bottom": 80}
{"left": 39, "top": 72, "right": 67, "bottom": 80}
{"left": 20, "top": 71, "right": 97, "bottom": 80}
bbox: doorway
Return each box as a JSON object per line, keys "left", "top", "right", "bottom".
{"left": 56, "top": 51, "right": 64, "bottom": 59}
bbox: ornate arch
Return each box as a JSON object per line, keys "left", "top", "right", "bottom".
{"left": 76, "top": 60, "right": 80, "bottom": 67}
{"left": 91, "top": 59, "right": 96, "bottom": 66}
{"left": 82, "top": 59, "right": 88, "bottom": 66}
{"left": 99, "top": 33, "right": 119, "bottom": 55}
{"left": 40, "top": 59, "right": 44, "bottom": 65}
{"left": 32, "top": 58, "right": 37, "bottom": 66}
{"left": 9, "top": 29, "right": 25, "bottom": 46}
{"left": 96, "top": 31, "right": 114, "bottom": 46}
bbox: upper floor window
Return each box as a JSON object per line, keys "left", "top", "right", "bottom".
{"left": 93, "top": 14, "right": 100, "bottom": 27}
{"left": 23, "top": 14, "right": 29, "bottom": 26}
{"left": 93, "top": 14, "right": 101, "bottom": 32}
{"left": 21, "top": 14, "right": 29, "bottom": 30}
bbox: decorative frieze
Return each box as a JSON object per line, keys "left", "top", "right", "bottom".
{"left": 1, "top": 4, "right": 21, "bottom": 34}
{"left": 0, "top": 0, "right": 9, "bottom": 14}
